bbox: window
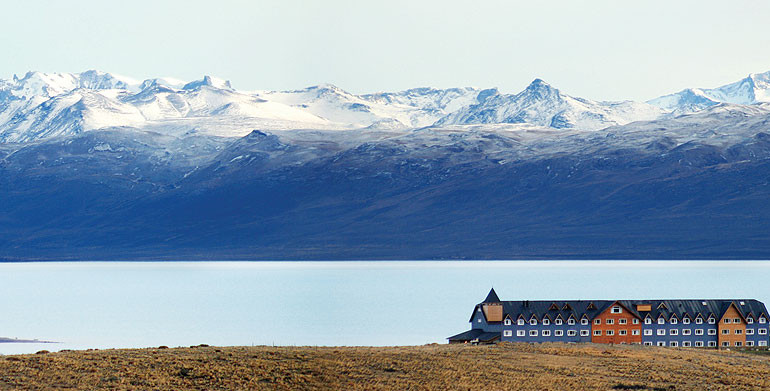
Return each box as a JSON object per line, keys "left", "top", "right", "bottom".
{"left": 568, "top": 330, "right": 577, "bottom": 336}
{"left": 670, "top": 329, "right": 678, "bottom": 336}
{"left": 517, "top": 330, "right": 525, "bottom": 337}
{"left": 555, "top": 330, "right": 563, "bottom": 337}
{"left": 747, "top": 318, "right": 754, "bottom": 324}
{"left": 504, "top": 319, "right": 512, "bottom": 326}
{"left": 619, "top": 318, "right": 627, "bottom": 325}
{"left": 733, "top": 318, "right": 741, "bottom": 324}
{"left": 632, "top": 330, "right": 640, "bottom": 336}
{"left": 580, "top": 330, "right": 589, "bottom": 336}
{"left": 593, "top": 330, "right": 601, "bottom": 336}
{"left": 619, "top": 330, "right": 627, "bottom": 336}
{"left": 724, "top": 319, "right": 731, "bottom": 324}
{"left": 695, "top": 341, "right": 704, "bottom": 347}
{"left": 670, "top": 318, "right": 678, "bottom": 324}
{"left": 529, "top": 330, "right": 538, "bottom": 336}
{"left": 643, "top": 342, "right": 653, "bottom": 346}
{"left": 569, "top": 318, "right": 576, "bottom": 325}
{"left": 708, "top": 341, "right": 717, "bottom": 347}
{"left": 682, "top": 341, "right": 691, "bottom": 347}
{"left": 696, "top": 318, "right": 703, "bottom": 324}
{"left": 695, "top": 329, "right": 704, "bottom": 335}
{"left": 682, "top": 329, "right": 691, "bottom": 335}
{"left": 708, "top": 317, "right": 716, "bottom": 324}
{"left": 721, "top": 329, "right": 730, "bottom": 335}
{"left": 721, "top": 342, "right": 730, "bottom": 347}
{"left": 708, "top": 329, "right": 716, "bottom": 335}
{"left": 657, "top": 329, "right": 665, "bottom": 336}
{"left": 478, "top": 319, "right": 482, "bottom": 323}
{"left": 658, "top": 318, "right": 665, "bottom": 325}
{"left": 518, "top": 319, "right": 525, "bottom": 326}
{"left": 594, "top": 319, "right": 601, "bottom": 325}
{"left": 611, "top": 306, "right": 622, "bottom": 314}
{"left": 747, "top": 341, "right": 755, "bottom": 347}
{"left": 555, "top": 319, "right": 563, "bottom": 325}
{"left": 530, "top": 319, "right": 538, "bottom": 325}
{"left": 645, "top": 318, "right": 652, "bottom": 325}
{"left": 542, "top": 330, "right": 551, "bottom": 336}
{"left": 760, "top": 317, "right": 767, "bottom": 324}
{"left": 504, "top": 330, "right": 513, "bottom": 337}
{"left": 581, "top": 319, "right": 588, "bottom": 325}
{"left": 683, "top": 318, "right": 690, "bottom": 324}
{"left": 735, "top": 329, "right": 743, "bottom": 335}
{"left": 644, "top": 329, "right": 652, "bottom": 336}
{"left": 606, "top": 319, "right": 614, "bottom": 325}
{"left": 760, "top": 341, "right": 768, "bottom": 346}
{"left": 669, "top": 341, "right": 678, "bottom": 347}
{"left": 759, "top": 328, "right": 767, "bottom": 335}
{"left": 657, "top": 342, "right": 666, "bottom": 347}
{"left": 735, "top": 342, "right": 742, "bottom": 347}
{"left": 633, "top": 319, "right": 639, "bottom": 325}
{"left": 606, "top": 330, "right": 614, "bottom": 336}
{"left": 543, "top": 319, "right": 550, "bottom": 326}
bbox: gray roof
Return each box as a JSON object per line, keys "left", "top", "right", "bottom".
{"left": 618, "top": 299, "right": 769, "bottom": 321}
{"left": 447, "top": 329, "right": 500, "bottom": 342}
{"left": 502, "top": 300, "right": 615, "bottom": 321}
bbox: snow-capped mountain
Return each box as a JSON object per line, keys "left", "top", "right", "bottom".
{"left": 648, "top": 71, "right": 770, "bottom": 114}
{"left": 435, "top": 79, "right": 665, "bottom": 129}
{"left": 3, "top": 69, "right": 770, "bottom": 145}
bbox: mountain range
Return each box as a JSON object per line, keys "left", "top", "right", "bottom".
{"left": 2, "top": 70, "right": 770, "bottom": 260}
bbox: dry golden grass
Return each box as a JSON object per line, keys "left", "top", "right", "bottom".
{"left": 1, "top": 343, "right": 769, "bottom": 390}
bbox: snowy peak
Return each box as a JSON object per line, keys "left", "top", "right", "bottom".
{"left": 520, "top": 78, "right": 560, "bottom": 100}
{"left": 183, "top": 75, "right": 233, "bottom": 90}
{"left": 435, "top": 79, "right": 663, "bottom": 129}
{"left": 649, "top": 70, "right": 770, "bottom": 114}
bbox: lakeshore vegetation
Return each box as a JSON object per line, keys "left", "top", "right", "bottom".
{"left": 1, "top": 343, "right": 769, "bottom": 390}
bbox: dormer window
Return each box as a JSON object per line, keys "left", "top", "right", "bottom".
{"left": 562, "top": 303, "right": 572, "bottom": 311}
{"left": 683, "top": 318, "right": 690, "bottom": 324}
{"left": 695, "top": 317, "right": 703, "bottom": 324}
{"left": 543, "top": 319, "right": 550, "bottom": 326}
{"left": 504, "top": 318, "right": 512, "bottom": 326}
{"left": 657, "top": 302, "right": 668, "bottom": 310}
{"left": 645, "top": 317, "right": 652, "bottom": 325}
{"left": 760, "top": 316, "right": 767, "bottom": 324}
{"left": 568, "top": 318, "right": 576, "bottom": 325}
{"left": 549, "top": 303, "right": 560, "bottom": 311}
{"left": 555, "top": 318, "right": 563, "bottom": 325}
{"left": 747, "top": 317, "right": 754, "bottom": 324}
{"left": 530, "top": 319, "right": 537, "bottom": 325}
{"left": 580, "top": 319, "right": 588, "bottom": 325}
{"left": 658, "top": 318, "right": 665, "bottom": 325}
{"left": 670, "top": 317, "right": 678, "bottom": 324}
{"left": 587, "top": 303, "right": 596, "bottom": 310}
{"left": 611, "top": 306, "right": 622, "bottom": 314}
{"left": 518, "top": 319, "right": 525, "bottom": 326}
{"left": 708, "top": 317, "right": 716, "bottom": 324}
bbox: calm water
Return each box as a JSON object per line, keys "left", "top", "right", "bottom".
{"left": 0, "top": 261, "right": 768, "bottom": 355}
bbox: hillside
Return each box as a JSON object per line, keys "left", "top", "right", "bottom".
{"left": 1, "top": 343, "right": 768, "bottom": 390}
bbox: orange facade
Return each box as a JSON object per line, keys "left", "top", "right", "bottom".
{"left": 718, "top": 303, "right": 746, "bottom": 347}
{"left": 591, "top": 302, "right": 642, "bottom": 344}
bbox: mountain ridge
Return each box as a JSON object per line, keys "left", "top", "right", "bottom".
{"left": 3, "top": 69, "right": 770, "bottom": 144}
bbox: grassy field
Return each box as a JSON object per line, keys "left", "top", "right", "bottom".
{"left": 1, "top": 343, "right": 769, "bottom": 390}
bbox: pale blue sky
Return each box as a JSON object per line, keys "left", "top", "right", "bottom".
{"left": 3, "top": 0, "right": 770, "bottom": 101}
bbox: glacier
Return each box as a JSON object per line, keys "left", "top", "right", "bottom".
{"left": 2, "top": 70, "right": 770, "bottom": 260}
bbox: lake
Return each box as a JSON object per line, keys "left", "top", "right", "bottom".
{"left": 0, "top": 261, "right": 768, "bottom": 355}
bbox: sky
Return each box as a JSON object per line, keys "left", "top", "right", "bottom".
{"left": 3, "top": 0, "right": 770, "bottom": 101}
